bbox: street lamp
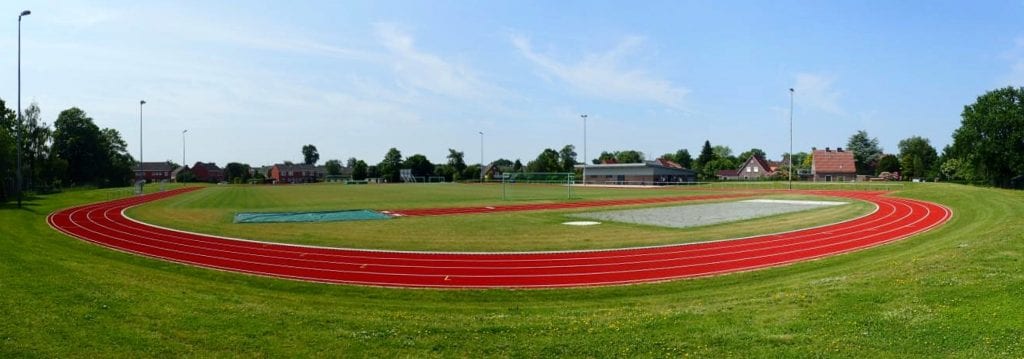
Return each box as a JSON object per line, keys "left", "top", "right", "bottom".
{"left": 789, "top": 88, "right": 795, "bottom": 190}
{"left": 139, "top": 100, "right": 146, "bottom": 187}
{"left": 16, "top": 9, "right": 31, "bottom": 208}
{"left": 581, "top": 114, "right": 587, "bottom": 186}
{"left": 479, "top": 131, "right": 484, "bottom": 182}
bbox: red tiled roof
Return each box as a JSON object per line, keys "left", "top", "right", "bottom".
{"left": 812, "top": 149, "right": 856, "bottom": 174}
{"left": 751, "top": 156, "right": 773, "bottom": 174}
{"left": 655, "top": 158, "right": 683, "bottom": 169}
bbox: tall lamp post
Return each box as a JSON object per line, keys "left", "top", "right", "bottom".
{"left": 138, "top": 100, "right": 146, "bottom": 188}
{"left": 16, "top": 9, "right": 31, "bottom": 208}
{"left": 478, "top": 131, "right": 484, "bottom": 182}
{"left": 581, "top": 114, "right": 587, "bottom": 185}
{"left": 182, "top": 129, "right": 188, "bottom": 168}
{"left": 788, "top": 88, "right": 794, "bottom": 190}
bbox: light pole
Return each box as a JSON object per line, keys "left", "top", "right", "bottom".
{"left": 139, "top": 100, "right": 146, "bottom": 187}
{"left": 789, "top": 88, "right": 794, "bottom": 190}
{"left": 182, "top": 129, "right": 188, "bottom": 168}
{"left": 16, "top": 10, "right": 30, "bottom": 208}
{"left": 581, "top": 114, "right": 587, "bottom": 185}
{"left": 479, "top": 131, "right": 484, "bottom": 182}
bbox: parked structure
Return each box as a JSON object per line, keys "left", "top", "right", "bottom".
{"left": 134, "top": 162, "right": 176, "bottom": 183}
{"left": 579, "top": 159, "right": 696, "bottom": 185}
{"left": 811, "top": 147, "right": 856, "bottom": 182}
{"left": 192, "top": 162, "right": 225, "bottom": 183}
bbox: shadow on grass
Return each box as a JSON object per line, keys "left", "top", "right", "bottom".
{"left": 0, "top": 194, "right": 46, "bottom": 214}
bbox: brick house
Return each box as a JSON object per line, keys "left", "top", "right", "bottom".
{"left": 134, "top": 162, "right": 176, "bottom": 183}
{"left": 580, "top": 159, "right": 696, "bottom": 185}
{"left": 270, "top": 163, "right": 319, "bottom": 184}
{"left": 811, "top": 147, "right": 856, "bottom": 182}
{"left": 192, "top": 162, "right": 225, "bottom": 183}
{"left": 718, "top": 155, "right": 775, "bottom": 180}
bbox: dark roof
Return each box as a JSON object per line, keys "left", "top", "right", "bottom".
{"left": 138, "top": 162, "right": 176, "bottom": 172}
{"left": 274, "top": 163, "right": 317, "bottom": 171}
{"left": 812, "top": 149, "right": 856, "bottom": 174}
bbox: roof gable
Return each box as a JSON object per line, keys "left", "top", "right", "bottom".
{"left": 812, "top": 149, "right": 856, "bottom": 174}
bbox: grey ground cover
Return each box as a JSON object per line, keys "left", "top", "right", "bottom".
{"left": 568, "top": 199, "right": 847, "bottom": 229}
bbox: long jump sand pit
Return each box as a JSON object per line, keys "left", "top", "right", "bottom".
{"left": 569, "top": 199, "right": 849, "bottom": 229}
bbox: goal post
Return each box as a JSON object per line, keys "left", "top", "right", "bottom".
{"left": 500, "top": 172, "right": 576, "bottom": 200}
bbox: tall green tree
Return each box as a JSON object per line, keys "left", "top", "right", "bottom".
{"left": 99, "top": 128, "right": 135, "bottom": 187}
{"left": 694, "top": 140, "right": 717, "bottom": 179}
{"left": 898, "top": 136, "right": 938, "bottom": 180}
{"left": 302, "top": 144, "right": 319, "bottom": 165}
{"left": 378, "top": 148, "right": 403, "bottom": 183}
{"left": 352, "top": 160, "right": 368, "bottom": 180}
{"left": 324, "top": 159, "right": 343, "bottom": 176}
{"left": 513, "top": 159, "right": 523, "bottom": 172}
{"left": 594, "top": 151, "right": 616, "bottom": 164}
{"left": 527, "top": 148, "right": 561, "bottom": 172}
{"left": 846, "top": 130, "right": 884, "bottom": 175}
{"left": 225, "top": 162, "right": 252, "bottom": 183}
{"left": 404, "top": 154, "right": 435, "bottom": 177}
{"left": 951, "top": 86, "right": 1024, "bottom": 187}
{"left": 737, "top": 148, "right": 766, "bottom": 161}
{"left": 447, "top": 149, "right": 467, "bottom": 179}
{"left": 346, "top": 157, "right": 357, "bottom": 168}
{"left": 52, "top": 108, "right": 109, "bottom": 185}
{"left": 0, "top": 99, "right": 16, "bottom": 201}
{"left": 876, "top": 154, "right": 901, "bottom": 175}
{"left": 558, "top": 144, "right": 577, "bottom": 172}
{"left": 670, "top": 149, "right": 693, "bottom": 168}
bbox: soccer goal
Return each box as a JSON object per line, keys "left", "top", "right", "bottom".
{"left": 499, "top": 172, "right": 576, "bottom": 200}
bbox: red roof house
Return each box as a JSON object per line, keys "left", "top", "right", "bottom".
{"left": 192, "top": 162, "right": 225, "bottom": 183}
{"left": 811, "top": 147, "right": 856, "bottom": 182}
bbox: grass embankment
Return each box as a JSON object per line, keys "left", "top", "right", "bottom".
{"left": 127, "top": 183, "right": 870, "bottom": 251}
{"left": 2, "top": 183, "right": 1022, "bottom": 357}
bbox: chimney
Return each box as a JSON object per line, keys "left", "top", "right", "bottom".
{"left": 837, "top": 147, "right": 844, "bottom": 152}
{"left": 825, "top": 147, "right": 831, "bottom": 152}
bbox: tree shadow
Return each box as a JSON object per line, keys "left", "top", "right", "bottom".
{"left": 0, "top": 194, "right": 45, "bottom": 214}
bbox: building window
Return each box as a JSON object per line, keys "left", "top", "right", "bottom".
{"left": 746, "top": 167, "right": 752, "bottom": 173}
{"left": 753, "top": 167, "right": 759, "bottom": 173}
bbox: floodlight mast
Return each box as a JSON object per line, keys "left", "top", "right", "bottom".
{"left": 789, "top": 88, "right": 794, "bottom": 190}
{"left": 139, "top": 100, "right": 146, "bottom": 190}
{"left": 581, "top": 114, "right": 587, "bottom": 185}
{"left": 479, "top": 131, "right": 484, "bottom": 182}
{"left": 16, "top": 10, "right": 31, "bottom": 208}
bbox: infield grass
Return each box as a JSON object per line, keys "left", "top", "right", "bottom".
{"left": 2, "top": 183, "right": 1022, "bottom": 357}
{"left": 126, "top": 183, "right": 871, "bottom": 251}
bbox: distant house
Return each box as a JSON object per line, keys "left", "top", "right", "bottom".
{"left": 811, "top": 147, "right": 856, "bottom": 182}
{"left": 579, "top": 159, "right": 696, "bottom": 185}
{"left": 270, "top": 163, "right": 318, "bottom": 184}
{"left": 717, "top": 155, "right": 775, "bottom": 180}
{"left": 192, "top": 162, "right": 225, "bottom": 183}
{"left": 482, "top": 163, "right": 514, "bottom": 180}
{"left": 134, "top": 162, "right": 176, "bottom": 183}
{"left": 170, "top": 165, "right": 188, "bottom": 182}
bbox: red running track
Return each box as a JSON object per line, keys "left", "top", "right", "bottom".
{"left": 47, "top": 188, "right": 951, "bottom": 289}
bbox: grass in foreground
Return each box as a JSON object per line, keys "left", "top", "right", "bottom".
{"left": 127, "top": 183, "right": 871, "bottom": 251}
{"left": 1, "top": 183, "right": 1022, "bottom": 357}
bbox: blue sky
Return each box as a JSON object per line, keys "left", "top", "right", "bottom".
{"left": 2, "top": 0, "right": 1023, "bottom": 167}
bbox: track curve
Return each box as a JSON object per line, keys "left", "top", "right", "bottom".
{"left": 47, "top": 188, "right": 951, "bottom": 288}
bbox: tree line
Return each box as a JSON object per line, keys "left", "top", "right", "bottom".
{"left": 1, "top": 100, "right": 136, "bottom": 202}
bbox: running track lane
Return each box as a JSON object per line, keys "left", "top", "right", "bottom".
{"left": 47, "top": 188, "right": 952, "bottom": 289}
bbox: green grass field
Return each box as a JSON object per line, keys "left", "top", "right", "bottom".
{"left": 126, "top": 183, "right": 872, "bottom": 251}
{"left": 2, "top": 183, "right": 1022, "bottom": 357}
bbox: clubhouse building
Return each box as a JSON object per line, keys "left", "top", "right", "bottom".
{"left": 578, "top": 159, "right": 697, "bottom": 185}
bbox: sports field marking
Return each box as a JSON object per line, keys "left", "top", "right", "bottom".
{"left": 47, "top": 188, "right": 951, "bottom": 289}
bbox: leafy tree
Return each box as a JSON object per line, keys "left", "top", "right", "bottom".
{"left": 711, "top": 145, "right": 733, "bottom": 160}
{"left": 703, "top": 157, "right": 737, "bottom": 180}
{"left": 404, "top": 154, "right": 435, "bottom": 177}
{"left": 665, "top": 149, "right": 693, "bottom": 168}
{"left": 898, "top": 136, "right": 938, "bottom": 180}
{"left": 847, "top": 130, "right": 884, "bottom": 175}
{"left": 0, "top": 99, "right": 16, "bottom": 201}
{"left": 324, "top": 159, "right": 343, "bottom": 176}
{"left": 225, "top": 162, "right": 252, "bottom": 183}
{"left": 447, "top": 149, "right": 467, "bottom": 180}
{"left": 352, "top": 160, "right": 368, "bottom": 180}
{"left": 614, "top": 150, "right": 644, "bottom": 163}
{"left": 346, "top": 157, "right": 357, "bottom": 168}
{"left": 951, "top": 86, "right": 1024, "bottom": 187}
{"left": 594, "top": 151, "right": 616, "bottom": 164}
{"left": 559, "top": 144, "right": 577, "bottom": 172}
{"left": 366, "top": 165, "right": 380, "bottom": 179}
{"left": 491, "top": 158, "right": 514, "bottom": 167}
{"left": 378, "top": 147, "right": 403, "bottom": 183}
{"left": 462, "top": 164, "right": 482, "bottom": 181}
{"left": 52, "top": 108, "right": 110, "bottom": 185}
{"left": 512, "top": 159, "right": 523, "bottom": 172}
{"left": 527, "top": 148, "right": 561, "bottom": 172}
{"left": 876, "top": 154, "right": 901, "bottom": 175}
{"left": 737, "top": 148, "right": 766, "bottom": 161}
{"left": 99, "top": 128, "right": 135, "bottom": 187}
{"left": 302, "top": 144, "right": 319, "bottom": 165}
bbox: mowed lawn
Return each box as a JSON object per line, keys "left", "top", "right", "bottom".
{"left": 126, "top": 183, "right": 872, "bottom": 251}
{"left": 1, "top": 183, "right": 1022, "bottom": 357}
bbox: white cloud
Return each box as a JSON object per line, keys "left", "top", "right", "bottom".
{"left": 511, "top": 34, "right": 689, "bottom": 109}
{"left": 793, "top": 73, "right": 843, "bottom": 115}
{"left": 374, "top": 23, "right": 499, "bottom": 100}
